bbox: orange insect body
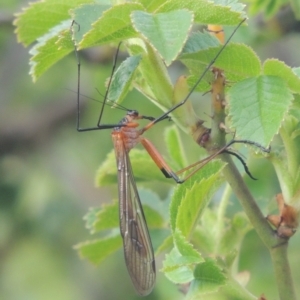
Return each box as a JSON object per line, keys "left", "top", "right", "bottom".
{"left": 114, "top": 120, "right": 140, "bottom": 152}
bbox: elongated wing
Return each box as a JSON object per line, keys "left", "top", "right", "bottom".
{"left": 112, "top": 132, "right": 156, "bottom": 296}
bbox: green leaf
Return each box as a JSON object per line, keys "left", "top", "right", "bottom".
{"left": 194, "top": 259, "right": 227, "bottom": 283}
{"left": 14, "top": 0, "right": 93, "bottom": 46}
{"left": 139, "top": 0, "right": 165, "bottom": 11}
{"left": 75, "top": 235, "right": 122, "bottom": 265}
{"left": 83, "top": 207, "right": 102, "bottom": 231}
{"left": 131, "top": 10, "right": 194, "bottom": 65}
{"left": 143, "top": 206, "right": 166, "bottom": 228}
{"left": 181, "top": 42, "right": 262, "bottom": 89}
{"left": 79, "top": 3, "right": 144, "bottom": 48}
{"left": 157, "top": 0, "right": 245, "bottom": 24}
{"left": 177, "top": 171, "right": 225, "bottom": 239}
{"left": 162, "top": 247, "right": 200, "bottom": 284}
{"left": 83, "top": 190, "right": 165, "bottom": 241}
{"left": 219, "top": 212, "right": 251, "bottom": 255}
{"left": 29, "top": 20, "right": 74, "bottom": 81}
{"left": 213, "top": 0, "right": 245, "bottom": 13}
{"left": 107, "top": 55, "right": 142, "bottom": 104}
{"left": 170, "top": 160, "right": 225, "bottom": 235}
{"left": 228, "top": 75, "right": 294, "bottom": 146}
{"left": 161, "top": 230, "right": 204, "bottom": 284}
{"left": 95, "top": 150, "right": 116, "bottom": 186}
{"left": 96, "top": 148, "right": 174, "bottom": 186}
{"left": 263, "top": 59, "right": 300, "bottom": 93}
{"left": 195, "top": 207, "right": 247, "bottom": 259}
{"left": 92, "top": 200, "right": 165, "bottom": 233}
{"left": 93, "top": 202, "right": 119, "bottom": 233}
{"left": 136, "top": 190, "right": 166, "bottom": 228}
{"left": 191, "top": 208, "right": 219, "bottom": 254}
{"left": 173, "top": 230, "right": 203, "bottom": 260}
{"left": 127, "top": 42, "right": 174, "bottom": 110}
{"left": 183, "top": 31, "right": 220, "bottom": 53}
{"left": 187, "top": 259, "right": 227, "bottom": 297}
{"left": 293, "top": 67, "right": 300, "bottom": 77}
{"left": 164, "top": 125, "right": 188, "bottom": 169}
{"left": 71, "top": 3, "right": 111, "bottom": 45}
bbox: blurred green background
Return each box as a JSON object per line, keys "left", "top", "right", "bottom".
{"left": 1, "top": 1, "right": 300, "bottom": 299}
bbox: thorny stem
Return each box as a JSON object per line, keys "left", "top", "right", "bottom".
{"left": 221, "top": 152, "right": 297, "bottom": 300}
{"left": 207, "top": 68, "right": 297, "bottom": 300}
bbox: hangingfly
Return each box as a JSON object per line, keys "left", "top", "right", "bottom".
{"left": 69, "top": 18, "right": 265, "bottom": 296}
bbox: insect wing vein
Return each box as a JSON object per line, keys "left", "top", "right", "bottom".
{"left": 113, "top": 133, "right": 155, "bottom": 296}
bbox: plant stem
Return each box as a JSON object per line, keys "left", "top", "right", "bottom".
{"left": 221, "top": 153, "right": 276, "bottom": 246}
{"left": 270, "top": 243, "right": 297, "bottom": 300}
{"left": 221, "top": 153, "right": 297, "bottom": 300}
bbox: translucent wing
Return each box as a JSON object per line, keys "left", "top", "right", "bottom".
{"left": 112, "top": 132, "right": 156, "bottom": 296}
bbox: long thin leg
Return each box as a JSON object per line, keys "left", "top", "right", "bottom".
{"left": 72, "top": 18, "right": 246, "bottom": 134}
{"left": 76, "top": 43, "right": 125, "bottom": 131}
{"left": 227, "top": 139, "right": 271, "bottom": 153}
{"left": 96, "top": 43, "right": 122, "bottom": 127}
{"left": 70, "top": 21, "right": 126, "bottom": 131}
{"left": 174, "top": 137, "right": 270, "bottom": 182}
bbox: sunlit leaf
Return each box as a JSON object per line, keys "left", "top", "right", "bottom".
{"left": 76, "top": 235, "right": 122, "bottom": 265}
{"left": 181, "top": 42, "right": 262, "bottom": 90}
{"left": 219, "top": 212, "right": 251, "bottom": 255}
{"left": 131, "top": 10, "right": 194, "bottom": 65}
{"left": 71, "top": 3, "right": 111, "bottom": 44}
{"left": 83, "top": 207, "right": 102, "bottom": 231}
{"left": 263, "top": 59, "right": 300, "bottom": 93}
{"left": 164, "top": 125, "right": 188, "bottom": 169}
{"left": 228, "top": 75, "right": 293, "bottom": 146}
{"left": 157, "top": 0, "right": 245, "bottom": 24}
{"left": 93, "top": 203, "right": 119, "bottom": 232}
{"left": 173, "top": 230, "right": 203, "bottom": 260}
{"left": 107, "top": 55, "right": 142, "bottom": 104}
{"left": 96, "top": 148, "right": 173, "bottom": 186}
{"left": 79, "top": 3, "right": 144, "bottom": 48}
{"left": 14, "top": 0, "right": 93, "bottom": 46}
{"left": 29, "top": 20, "right": 73, "bottom": 81}
{"left": 127, "top": 42, "right": 174, "bottom": 109}
{"left": 162, "top": 246, "right": 200, "bottom": 284}
{"left": 187, "top": 259, "right": 227, "bottom": 298}
{"left": 170, "top": 160, "right": 225, "bottom": 234}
